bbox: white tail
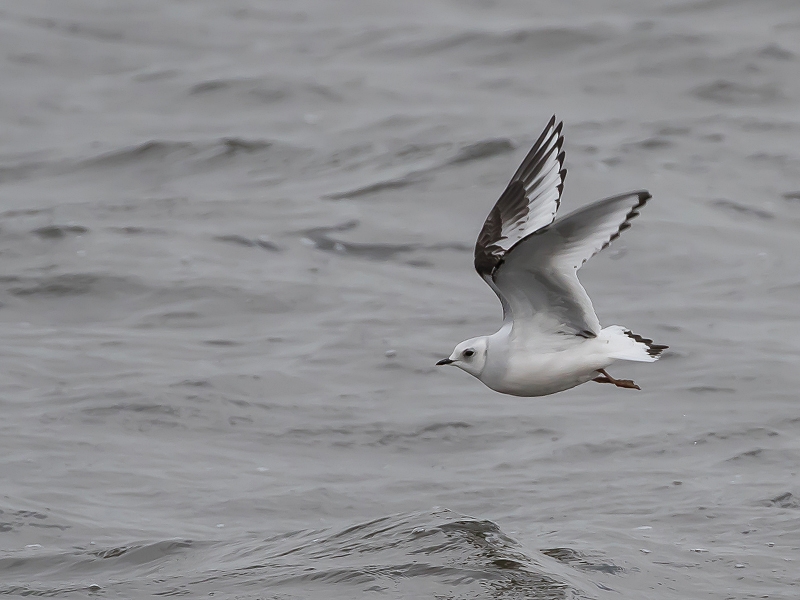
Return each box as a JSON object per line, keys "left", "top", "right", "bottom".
{"left": 601, "top": 325, "right": 668, "bottom": 363}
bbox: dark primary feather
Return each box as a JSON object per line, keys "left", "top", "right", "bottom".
{"left": 474, "top": 116, "right": 566, "bottom": 279}
{"left": 473, "top": 182, "right": 522, "bottom": 276}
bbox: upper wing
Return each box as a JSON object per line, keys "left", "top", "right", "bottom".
{"left": 474, "top": 116, "right": 566, "bottom": 279}
{"left": 491, "top": 191, "right": 651, "bottom": 337}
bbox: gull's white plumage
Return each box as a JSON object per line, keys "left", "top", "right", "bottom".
{"left": 438, "top": 116, "right": 667, "bottom": 396}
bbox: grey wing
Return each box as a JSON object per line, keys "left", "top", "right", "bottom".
{"left": 493, "top": 190, "right": 651, "bottom": 337}
{"left": 474, "top": 116, "right": 566, "bottom": 280}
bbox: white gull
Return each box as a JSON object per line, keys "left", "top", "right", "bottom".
{"left": 437, "top": 116, "right": 667, "bottom": 396}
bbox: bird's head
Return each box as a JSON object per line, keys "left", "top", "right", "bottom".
{"left": 436, "top": 336, "right": 489, "bottom": 377}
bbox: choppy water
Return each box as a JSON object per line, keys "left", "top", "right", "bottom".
{"left": 2, "top": 0, "right": 800, "bottom": 598}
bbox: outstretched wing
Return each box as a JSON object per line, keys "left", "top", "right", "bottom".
{"left": 492, "top": 191, "right": 651, "bottom": 337}
{"left": 474, "top": 116, "right": 566, "bottom": 279}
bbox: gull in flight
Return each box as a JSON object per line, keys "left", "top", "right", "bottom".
{"left": 437, "top": 116, "right": 667, "bottom": 396}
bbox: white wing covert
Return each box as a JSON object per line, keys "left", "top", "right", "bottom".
{"left": 493, "top": 190, "right": 651, "bottom": 338}
{"left": 472, "top": 115, "right": 651, "bottom": 338}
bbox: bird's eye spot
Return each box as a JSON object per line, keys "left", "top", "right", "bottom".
{"left": 463, "top": 349, "right": 475, "bottom": 358}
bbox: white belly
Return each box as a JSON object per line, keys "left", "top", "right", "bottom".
{"left": 480, "top": 339, "right": 615, "bottom": 397}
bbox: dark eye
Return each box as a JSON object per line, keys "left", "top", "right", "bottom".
{"left": 463, "top": 349, "right": 475, "bottom": 358}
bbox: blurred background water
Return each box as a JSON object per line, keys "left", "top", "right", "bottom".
{"left": 1, "top": 0, "right": 800, "bottom": 598}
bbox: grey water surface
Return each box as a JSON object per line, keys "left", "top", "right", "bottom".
{"left": 2, "top": 0, "right": 800, "bottom": 598}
